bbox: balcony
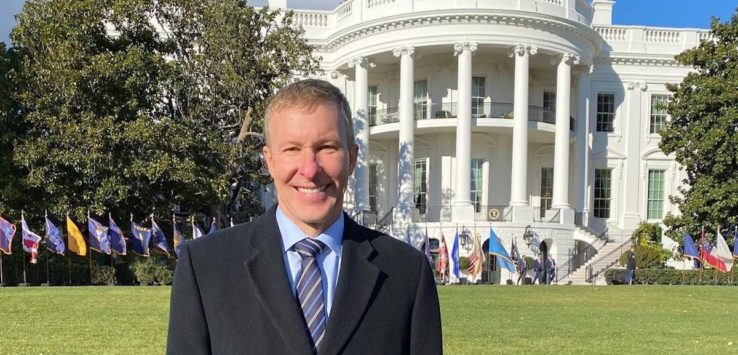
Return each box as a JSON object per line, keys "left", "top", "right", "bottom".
{"left": 369, "top": 102, "right": 573, "bottom": 130}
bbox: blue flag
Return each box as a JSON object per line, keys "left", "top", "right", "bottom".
{"left": 109, "top": 216, "right": 126, "bottom": 255}
{"left": 208, "top": 217, "right": 218, "bottom": 235}
{"left": 173, "top": 217, "right": 186, "bottom": 258}
{"left": 130, "top": 220, "right": 151, "bottom": 257}
{"left": 733, "top": 229, "right": 737, "bottom": 257}
{"left": 88, "top": 216, "right": 111, "bottom": 254}
{"left": 0, "top": 216, "right": 16, "bottom": 255}
{"left": 488, "top": 226, "right": 516, "bottom": 273}
{"left": 451, "top": 229, "right": 460, "bottom": 279}
{"left": 44, "top": 217, "right": 65, "bottom": 255}
{"left": 683, "top": 232, "right": 701, "bottom": 269}
{"left": 151, "top": 218, "right": 170, "bottom": 256}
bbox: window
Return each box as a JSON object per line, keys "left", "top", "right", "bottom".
{"left": 369, "top": 163, "right": 379, "bottom": 213}
{"left": 368, "top": 86, "right": 378, "bottom": 125}
{"left": 540, "top": 167, "right": 554, "bottom": 217}
{"left": 471, "top": 159, "right": 484, "bottom": 213}
{"left": 650, "top": 95, "right": 669, "bottom": 134}
{"left": 647, "top": 170, "right": 665, "bottom": 219}
{"left": 596, "top": 93, "right": 615, "bottom": 132}
{"left": 414, "top": 80, "right": 427, "bottom": 120}
{"left": 543, "top": 91, "right": 556, "bottom": 123}
{"left": 594, "top": 169, "right": 612, "bottom": 218}
{"left": 472, "top": 77, "right": 486, "bottom": 118}
{"left": 414, "top": 159, "right": 428, "bottom": 214}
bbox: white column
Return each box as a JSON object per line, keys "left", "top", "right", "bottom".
{"left": 393, "top": 47, "right": 415, "bottom": 226}
{"left": 509, "top": 44, "right": 536, "bottom": 222}
{"left": 350, "top": 57, "right": 370, "bottom": 214}
{"left": 575, "top": 66, "right": 592, "bottom": 226}
{"left": 552, "top": 54, "right": 579, "bottom": 211}
{"left": 453, "top": 41, "right": 477, "bottom": 221}
{"left": 622, "top": 80, "right": 647, "bottom": 230}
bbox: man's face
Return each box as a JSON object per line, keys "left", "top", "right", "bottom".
{"left": 263, "top": 102, "right": 358, "bottom": 236}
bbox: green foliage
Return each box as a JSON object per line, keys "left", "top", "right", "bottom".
{"left": 91, "top": 263, "right": 115, "bottom": 285}
{"left": 605, "top": 268, "right": 738, "bottom": 285}
{"left": 3, "top": 0, "right": 318, "bottom": 224}
{"left": 458, "top": 256, "right": 470, "bottom": 272}
{"left": 659, "top": 10, "right": 738, "bottom": 245}
{"left": 632, "top": 222, "right": 662, "bottom": 245}
{"left": 618, "top": 244, "right": 672, "bottom": 269}
{"left": 130, "top": 255, "right": 174, "bottom": 285}
{"left": 524, "top": 255, "right": 535, "bottom": 270}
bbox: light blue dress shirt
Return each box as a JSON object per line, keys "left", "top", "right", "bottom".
{"left": 276, "top": 206, "right": 343, "bottom": 316}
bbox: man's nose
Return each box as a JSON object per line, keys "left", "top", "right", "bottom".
{"left": 298, "top": 151, "right": 321, "bottom": 178}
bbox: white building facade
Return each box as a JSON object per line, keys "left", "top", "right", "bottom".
{"left": 267, "top": 0, "right": 707, "bottom": 284}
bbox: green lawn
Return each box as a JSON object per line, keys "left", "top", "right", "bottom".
{"left": 0, "top": 285, "right": 736, "bottom": 354}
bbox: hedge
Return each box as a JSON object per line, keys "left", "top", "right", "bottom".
{"left": 605, "top": 268, "right": 738, "bottom": 286}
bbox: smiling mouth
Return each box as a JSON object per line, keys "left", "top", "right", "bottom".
{"left": 296, "top": 185, "right": 328, "bottom": 194}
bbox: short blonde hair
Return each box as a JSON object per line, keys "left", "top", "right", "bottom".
{"left": 264, "top": 79, "right": 354, "bottom": 148}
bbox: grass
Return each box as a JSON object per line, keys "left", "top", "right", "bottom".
{"left": 0, "top": 285, "right": 737, "bottom": 354}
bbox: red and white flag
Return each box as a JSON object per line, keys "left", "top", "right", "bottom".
{"left": 21, "top": 216, "right": 42, "bottom": 264}
{"left": 715, "top": 229, "right": 733, "bottom": 272}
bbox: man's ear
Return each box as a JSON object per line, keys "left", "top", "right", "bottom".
{"left": 263, "top": 145, "right": 274, "bottom": 176}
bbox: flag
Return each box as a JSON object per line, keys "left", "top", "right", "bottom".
{"left": 0, "top": 216, "right": 17, "bottom": 255}
{"left": 192, "top": 218, "right": 204, "bottom": 239}
{"left": 436, "top": 235, "right": 448, "bottom": 276}
{"left": 151, "top": 218, "right": 170, "bottom": 256}
{"left": 715, "top": 229, "right": 733, "bottom": 272}
{"left": 44, "top": 216, "right": 65, "bottom": 255}
{"left": 423, "top": 226, "right": 432, "bottom": 266}
{"left": 733, "top": 228, "right": 737, "bottom": 258}
{"left": 109, "top": 215, "right": 126, "bottom": 255}
{"left": 66, "top": 215, "right": 87, "bottom": 256}
{"left": 21, "top": 216, "right": 42, "bottom": 264}
{"left": 682, "top": 232, "right": 700, "bottom": 269}
{"left": 173, "top": 216, "right": 186, "bottom": 258}
{"left": 451, "top": 229, "right": 460, "bottom": 280}
{"left": 510, "top": 238, "right": 521, "bottom": 262}
{"left": 87, "top": 215, "right": 111, "bottom": 254}
{"left": 130, "top": 220, "right": 151, "bottom": 257}
{"left": 208, "top": 217, "right": 218, "bottom": 235}
{"left": 488, "top": 226, "right": 516, "bottom": 273}
{"left": 467, "top": 231, "right": 485, "bottom": 279}
{"left": 699, "top": 229, "right": 726, "bottom": 272}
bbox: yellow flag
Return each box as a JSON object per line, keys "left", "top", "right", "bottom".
{"left": 66, "top": 215, "right": 87, "bottom": 256}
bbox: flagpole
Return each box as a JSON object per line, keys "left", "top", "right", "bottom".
{"left": 88, "top": 211, "right": 93, "bottom": 285}
{"left": 46, "top": 252, "right": 51, "bottom": 286}
{"left": 0, "top": 253, "right": 3, "bottom": 286}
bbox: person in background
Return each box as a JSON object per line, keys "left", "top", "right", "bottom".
{"left": 532, "top": 254, "right": 543, "bottom": 285}
{"left": 626, "top": 244, "right": 637, "bottom": 285}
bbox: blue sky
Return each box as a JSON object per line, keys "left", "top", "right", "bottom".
{"left": 1, "top": 1, "right": 736, "bottom": 45}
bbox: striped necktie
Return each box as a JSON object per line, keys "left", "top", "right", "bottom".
{"left": 293, "top": 238, "right": 328, "bottom": 352}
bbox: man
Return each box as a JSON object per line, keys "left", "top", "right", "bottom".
{"left": 166, "top": 79, "right": 442, "bottom": 354}
{"left": 547, "top": 256, "right": 556, "bottom": 284}
{"left": 515, "top": 256, "right": 527, "bottom": 285}
{"left": 532, "top": 254, "right": 543, "bottom": 285}
{"left": 626, "top": 244, "right": 636, "bottom": 285}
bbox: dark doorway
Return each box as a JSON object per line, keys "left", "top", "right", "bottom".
{"left": 481, "top": 239, "right": 499, "bottom": 284}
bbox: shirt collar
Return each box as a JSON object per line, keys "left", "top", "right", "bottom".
{"left": 276, "top": 206, "right": 343, "bottom": 257}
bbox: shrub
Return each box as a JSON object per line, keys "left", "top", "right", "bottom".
{"left": 605, "top": 267, "right": 738, "bottom": 285}
{"left": 632, "top": 222, "right": 662, "bottom": 245}
{"left": 130, "top": 256, "right": 175, "bottom": 285}
{"left": 458, "top": 257, "right": 470, "bottom": 272}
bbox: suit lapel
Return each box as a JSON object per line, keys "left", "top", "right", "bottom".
{"left": 321, "top": 217, "right": 382, "bottom": 355}
{"left": 242, "top": 209, "right": 313, "bottom": 355}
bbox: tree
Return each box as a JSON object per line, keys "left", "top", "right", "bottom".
{"left": 659, "top": 10, "right": 738, "bottom": 245}
{"left": 0, "top": 42, "right": 27, "bottom": 217}
{"left": 631, "top": 222, "right": 662, "bottom": 245}
{"left": 8, "top": 0, "right": 319, "bottom": 226}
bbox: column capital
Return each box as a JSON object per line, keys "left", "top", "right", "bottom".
{"left": 552, "top": 53, "right": 581, "bottom": 66}
{"left": 453, "top": 41, "right": 478, "bottom": 56}
{"left": 348, "top": 56, "right": 369, "bottom": 68}
{"left": 509, "top": 44, "right": 538, "bottom": 58}
{"left": 392, "top": 46, "right": 416, "bottom": 58}
{"left": 330, "top": 70, "right": 340, "bottom": 79}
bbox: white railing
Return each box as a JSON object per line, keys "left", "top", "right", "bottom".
{"left": 367, "top": 0, "right": 396, "bottom": 9}
{"left": 645, "top": 29, "right": 681, "bottom": 44}
{"left": 542, "top": 0, "right": 563, "bottom": 5}
{"left": 337, "top": 0, "right": 353, "bottom": 19}
{"left": 698, "top": 31, "right": 714, "bottom": 42}
{"left": 596, "top": 26, "right": 627, "bottom": 41}
{"left": 292, "top": 11, "right": 329, "bottom": 28}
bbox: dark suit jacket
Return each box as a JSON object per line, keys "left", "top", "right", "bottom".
{"left": 166, "top": 206, "right": 442, "bottom": 354}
